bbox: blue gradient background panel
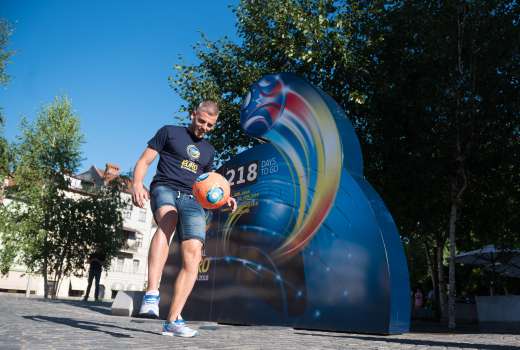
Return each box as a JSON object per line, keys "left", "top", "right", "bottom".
{"left": 160, "top": 73, "right": 410, "bottom": 334}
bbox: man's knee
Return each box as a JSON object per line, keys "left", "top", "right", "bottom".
{"left": 155, "top": 205, "right": 178, "bottom": 238}
{"left": 181, "top": 240, "right": 203, "bottom": 271}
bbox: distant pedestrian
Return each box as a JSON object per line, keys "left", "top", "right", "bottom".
{"left": 426, "top": 289, "right": 435, "bottom": 306}
{"left": 84, "top": 252, "right": 105, "bottom": 301}
{"left": 414, "top": 288, "right": 424, "bottom": 310}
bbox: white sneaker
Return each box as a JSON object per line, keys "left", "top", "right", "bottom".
{"left": 139, "top": 292, "right": 159, "bottom": 318}
{"left": 161, "top": 319, "right": 198, "bottom": 337}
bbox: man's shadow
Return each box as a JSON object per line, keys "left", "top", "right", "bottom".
{"left": 23, "top": 315, "right": 158, "bottom": 338}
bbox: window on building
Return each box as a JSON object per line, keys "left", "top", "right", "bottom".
{"left": 123, "top": 209, "right": 132, "bottom": 220}
{"left": 70, "top": 177, "right": 82, "bottom": 189}
{"left": 123, "top": 230, "right": 137, "bottom": 251}
{"left": 116, "top": 257, "right": 124, "bottom": 272}
{"left": 138, "top": 208, "right": 147, "bottom": 222}
{"left": 133, "top": 259, "right": 140, "bottom": 273}
{"left": 122, "top": 201, "right": 133, "bottom": 219}
{"left": 110, "top": 258, "right": 116, "bottom": 272}
{"left": 124, "top": 230, "right": 136, "bottom": 240}
{"left": 135, "top": 235, "right": 143, "bottom": 249}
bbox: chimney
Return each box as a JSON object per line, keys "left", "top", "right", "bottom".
{"left": 104, "top": 163, "right": 120, "bottom": 177}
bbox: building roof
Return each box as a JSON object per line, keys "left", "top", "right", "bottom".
{"left": 76, "top": 163, "right": 142, "bottom": 194}
{"left": 3, "top": 163, "right": 140, "bottom": 196}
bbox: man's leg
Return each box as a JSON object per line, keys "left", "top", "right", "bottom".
{"left": 94, "top": 270, "right": 101, "bottom": 301}
{"left": 147, "top": 206, "right": 178, "bottom": 292}
{"left": 166, "top": 239, "right": 203, "bottom": 322}
{"left": 139, "top": 205, "right": 177, "bottom": 317}
{"left": 84, "top": 271, "right": 94, "bottom": 301}
{"left": 161, "top": 195, "right": 205, "bottom": 337}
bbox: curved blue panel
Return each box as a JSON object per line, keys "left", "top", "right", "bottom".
{"left": 160, "top": 73, "right": 410, "bottom": 334}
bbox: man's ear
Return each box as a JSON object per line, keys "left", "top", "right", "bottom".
{"left": 190, "top": 113, "right": 194, "bottom": 121}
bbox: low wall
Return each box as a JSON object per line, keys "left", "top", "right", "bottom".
{"left": 456, "top": 303, "right": 478, "bottom": 323}
{"left": 476, "top": 295, "right": 520, "bottom": 322}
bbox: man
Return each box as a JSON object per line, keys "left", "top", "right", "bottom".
{"left": 132, "top": 101, "right": 236, "bottom": 337}
{"left": 84, "top": 252, "right": 104, "bottom": 301}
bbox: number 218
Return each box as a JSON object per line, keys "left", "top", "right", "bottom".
{"left": 225, "top": 162, "right": 258, "bottom": 186}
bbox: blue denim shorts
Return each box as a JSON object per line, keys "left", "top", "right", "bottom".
{"left": 150, "top": 185, "right": 206, "bottom": 243}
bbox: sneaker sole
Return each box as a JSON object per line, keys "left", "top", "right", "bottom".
{"left": 161, "top": 331, "right": 198, "bottom": 338}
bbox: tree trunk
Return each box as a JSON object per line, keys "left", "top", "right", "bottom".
{"left": 425, "top": 242, "right": 440, "bottom": 319}
{"left": 53, "top": 245, "right": 68, "bottom": 299}
{"left": 43, "top": 260, "right": 49, "bottom": 299}
{"left": 51, "top": 281, "right": 57, "bottom": 299}
{"left": 448, "top": 198, "right": 458, "bottom": 329}
{"left": 446, "top": 2, "right": 469, "bottom": 329}
{"left": 25, "top": 273, "right": 31, "bottom": 298}
{"left": 436, "top": 242, "right": 447, "bottom": 321}
{"left": 447, "top": 155, "right": 467, "bottom": 330}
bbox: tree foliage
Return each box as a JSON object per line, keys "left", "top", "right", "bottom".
{"left": 0, "top": 19, "right": 12, "bottom": 87}
{"left": 0, "top": 18, "right": 14, "bottom": 179}
{"left": 170, "top": 0, "right": 383, "bottom": 161}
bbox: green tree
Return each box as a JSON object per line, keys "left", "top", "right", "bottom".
{"left": 0, "top": 19, "right": 14, "bottom": 180}
{"left": 0, "top": 97, "right": 126, "bottom": 298}
{"left": 0, "top": 19, "right": 12, "bottom": 87}
{"left": 362, "top": 0, "right": 519, "bottom": 327}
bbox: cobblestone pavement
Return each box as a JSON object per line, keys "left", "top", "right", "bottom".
{"left": 1, "top": 293, "right": 519, "bottom": 350}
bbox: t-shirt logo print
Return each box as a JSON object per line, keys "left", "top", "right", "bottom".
{"left": 187, "top": 145, "right": 201, "bottom": 160}
{"left": 180, "top": 145, "right": 200, "bottom": 173}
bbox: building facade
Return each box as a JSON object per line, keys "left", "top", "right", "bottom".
{"left": 0, "top": 163, "right": 156, "bottom": 300}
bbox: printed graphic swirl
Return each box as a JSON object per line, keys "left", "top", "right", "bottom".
{"left": 239, "top": 73, "right": 343, "bottom": 260}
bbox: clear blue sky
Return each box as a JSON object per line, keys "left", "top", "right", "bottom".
{"left": 0, "top": 0, "right": 238, "bottom": 185}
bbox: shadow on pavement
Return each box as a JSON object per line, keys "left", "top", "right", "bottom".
{"left": 411, "top": 320, "right": 520, "bottom": 335}
{"left": 293, "top": 332, "right": 520, "bottom": 350}
{"left": 34, "top": 298, "right": 113, "bottom": 316}
{"left": 23, "top": 315, "right": 158, "bottom": 338}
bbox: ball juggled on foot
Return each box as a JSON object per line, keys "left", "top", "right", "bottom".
{"left": 192, "top": 172, "right": 230, "bottom": 209}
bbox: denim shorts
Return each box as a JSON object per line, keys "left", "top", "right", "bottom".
{"left": 150, "top": 185, "right": 206, "bottom": 243}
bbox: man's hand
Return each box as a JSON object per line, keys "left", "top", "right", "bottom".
{"left": 226, "top": 196, "right": 237, "bottom": 212}
{"left": 131, "top": 147, "right": 158, "bottom": 208}
{"left": 132, "top": 183, "right": 149, "bottom": 208}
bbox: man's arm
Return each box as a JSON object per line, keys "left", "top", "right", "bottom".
{"left": 132, "top": 147, "right": 159, "bottom": 208}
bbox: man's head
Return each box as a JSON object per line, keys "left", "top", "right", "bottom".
{"left": 189, "top": 100, "right": 219, "bottom": 139}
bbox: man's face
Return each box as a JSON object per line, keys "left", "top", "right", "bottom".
{"left": 190, "top": 110, "right": 218, "bottom": 139}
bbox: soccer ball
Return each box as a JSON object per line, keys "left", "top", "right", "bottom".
{"left": 192, "top": 172, "right": 231, "bottom": 209}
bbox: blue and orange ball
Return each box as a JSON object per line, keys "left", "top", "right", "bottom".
{"left": 192, "top": 172, "right": 231, "bottom": 209}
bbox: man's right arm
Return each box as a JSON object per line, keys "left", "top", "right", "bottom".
{"left": 132, "top": 147, "right": 159, "bottom": 208}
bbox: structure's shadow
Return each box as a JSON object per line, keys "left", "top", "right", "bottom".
{"left": 33, "top": 298, "right": 112, "bottom": 316}
{"left": 411, "top": 320, "right": 520, "bottom": 335}
{"left": 293, "top": 332, "right": 520, "bottom": 350}
{"left": 23, "top": 315, "right": 158, "bottom": 338}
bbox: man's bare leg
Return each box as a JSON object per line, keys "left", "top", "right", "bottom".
{"left": 166, "top": 239, "right": 203, "bottom": 322}
{"left": 146, "top": 205, "right": 177, "bottom": 292}
{"left": 140, "top": 206, "right": 178, "bottom": 318}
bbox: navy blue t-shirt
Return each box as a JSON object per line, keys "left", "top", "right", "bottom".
{"left": 148, "top": 125, "right": 215, "bottom": 193}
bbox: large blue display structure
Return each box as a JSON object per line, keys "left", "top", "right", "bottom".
{"left": 160, "top": 73, "right": 410, "bottom": 334}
